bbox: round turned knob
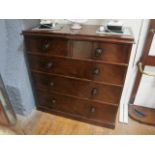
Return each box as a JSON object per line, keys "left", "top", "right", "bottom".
{"left": 91, "top": 88, "right": 97, "bottom": 96}
{"left": 50, "top": 81, "right": 54, "bottom": 87}
{"left": 92, "top": 68, "right": 100, "bottom": 76}
{"left": 46, "top": 62, "right": 53, "bottom": 69}
{"left": 48, "top": 98, "right": 56, "bottom": 106}
{"left": 95, "top": 48, "right": 102, "bottom": 57}
{"left": 51, "top": 98, "right": 56, "bottom": 104}
{"left": 42, "top": 42, "right": 50, "bottom": 51}
{"left": 90, "top": 107, "right": 96, "bottom": 113}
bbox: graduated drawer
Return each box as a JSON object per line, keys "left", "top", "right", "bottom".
{"left": 71, "top": 40, "right": 131, "bottom": 64}
{"left": 24, "top": 36, "right": 68, "bottom": 56}
{"left": 32, "top": 72, "right": 122, "bottom": 104}
{"left": 36, "top": 91, "right": 118, "bottom": 128}
{"left": 28, "top": 54, "right": 127, "bottom": 85}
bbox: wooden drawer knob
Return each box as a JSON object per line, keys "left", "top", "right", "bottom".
{"left": 95, "top": 48, "right": 102, "bottom": 57}
{"left": 90, "top": 107, "right": 96, "bottom": 113}
{"left": 48, "top": 98, "right": 56, "bottom": 105}
{"left": 51, "top": 98, "right": 56, "bottom": 104}
{"left": 92, "top": 68, "right": 100, "bottom": 76}
{"left": 42, "top": 42, "right": 50, "bottom": 51}
{"left": 91, "top": 88, "right": 97, "bottom": 96}
{"left": 46, "top": 62, "right": 53, "bottom": 69}
{"left": 50, "top": 81, "right": 54, "bottom": 87}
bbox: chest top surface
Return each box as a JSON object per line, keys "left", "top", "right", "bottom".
{"left": 22, "top": 25, "right": 134, "bottom": 44}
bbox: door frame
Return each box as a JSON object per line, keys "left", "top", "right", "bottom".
{"left": 119, "top": 19, "right": 150, "bottom": 123}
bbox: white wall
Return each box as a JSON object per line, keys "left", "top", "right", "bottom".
{"left": 135, "top": 66, "right": 155, "bottom": 108}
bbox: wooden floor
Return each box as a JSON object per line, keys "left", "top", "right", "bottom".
{"left": 14, "top": 110, "right": 155, "bottom": 135}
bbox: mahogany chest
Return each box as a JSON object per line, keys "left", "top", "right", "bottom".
{"left": 23, "top": 25, "right": 134, "bottom": 128}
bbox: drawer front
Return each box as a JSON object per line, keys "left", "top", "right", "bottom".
{"left": 36, "top": 91, "right": 118, "bottom": 127}
{"left": 88, "top": 101, "right": 118, "bottom": 125}
{"left": 36, "top": 91, "right": 89, "bottom": 117}
{"left": 70, "top": 40, "right": 131, "bottom": 63}
{"left": 92, "top": 42, "right": 131, "bottom": 63}
{"left": 28, "top": 54, "right": 127, "bottom": 85}
{"left": 32, "top": 72, "right": 122, "bottom": 104}
{"left": 25, "top": 36, "right": 69, "bottom": 56}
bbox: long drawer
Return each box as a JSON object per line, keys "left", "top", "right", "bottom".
{"left": 28, "top": 54, "right": 127, "bottom": 85}
{"left": 36, "top": 91, "right": 118, "bottom": 128}
{"left": 32, "top": 72, "right": 122, "bottom": 104}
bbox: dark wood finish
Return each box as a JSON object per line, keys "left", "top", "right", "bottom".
{"left": 37, "top": 91, "right": 118, "bottom": 128}
{"left": 23, "top": 25, "right": 134, "bottom": 44}
{"left": 88, "top": 101, "right": 117, "bottom": 126}
{"left": 24, "top": 36, "right": 69, "bottom": 56}
{"left": 72, "top": 40, "right": 93, "bottom": 58}
{"left": 129, "top": 104, "right": 155, "bottom": 126}
{"left": 37, "top": 91, "right": 89, "bottom": 118}
{"left": 37, "top": 106, "right": 116, "bottom": 128}
{"left": 145, "top": 56, "right": 155, "bottom": 66}
{"left": 142, "top": 20, "right": 155, "bottom": 65}
{"left": 25, "top": 34, "right": 132, "bottom": 64}
{"left": 71, "top": 41, "right": 131, "bottom": 64}
{"left": 28, "top": 54, "right": 127, "bottom": 85}
{"left": 94, "top": 60, "right": 127, "bottom": 85}
{"left": 23, "top": 24, "right": 134, "bottom": 128}
{"left": 32, "top": 72, "right": 122, "bottom": 104}
{"left": 93, "top": 42, "right": 131, "bottom": 63}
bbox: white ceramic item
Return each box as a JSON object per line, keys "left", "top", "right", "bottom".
{"left": 67, "top": 19, "right": 88, "bottom": 29}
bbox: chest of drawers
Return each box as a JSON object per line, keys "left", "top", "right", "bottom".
{"left": 23, "top": 25, "right": 134, "bottom": 128}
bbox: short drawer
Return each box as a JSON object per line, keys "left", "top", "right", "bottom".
{"left": 71, "top": 40, "right": 131, "bottom": 63}
{"left": 28, "top": 54, "right": 127, "bottom": 85}
{"left": 24, "top": 36, "right": 69, "bottom": 56}
{"left": 32, "top": 72, "right": 122, "bottom": 104}
{"left": 92, "top": 42, "right": 131, "bottom": 63}
{"left": 36, "top": 91, "right": 89, "bottom": 118}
